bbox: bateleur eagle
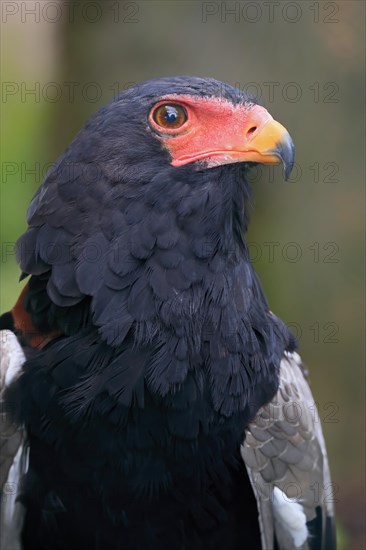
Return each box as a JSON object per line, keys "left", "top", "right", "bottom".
{"left": 0, "top": 76, "right": 336, "bottom": 550}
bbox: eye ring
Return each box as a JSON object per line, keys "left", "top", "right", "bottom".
{"left": 151, "top": 103, "right": 188, "bottom": 131}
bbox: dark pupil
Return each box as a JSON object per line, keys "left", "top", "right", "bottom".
{"left": 164, "top": 106, "right": 178, "bottom": 123}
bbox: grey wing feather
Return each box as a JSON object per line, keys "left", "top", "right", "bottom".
{"left": 241, "top": 351, "right": 336, "bottom": 550}
{"left": 0, "top": 330, "right": 27, "bottom": 550}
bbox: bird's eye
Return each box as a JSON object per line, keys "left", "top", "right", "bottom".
{"left": 152, "top": 104, "right": 188, "bottom": 130}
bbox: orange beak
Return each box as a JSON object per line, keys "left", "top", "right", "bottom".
{"left": 232, "top": 118, "right": 295, "bottom": 180}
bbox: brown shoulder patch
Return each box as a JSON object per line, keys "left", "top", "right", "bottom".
{"left": 11, "top": 285, "right": 62, "bottom": 349}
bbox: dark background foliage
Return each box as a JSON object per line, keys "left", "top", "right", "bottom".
{"left": 1, "top": 1, "right": 364, "bottom": 547}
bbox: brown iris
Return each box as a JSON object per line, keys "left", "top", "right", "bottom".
{"left": 152, "top": 104, "right": 188, "bottom": 130}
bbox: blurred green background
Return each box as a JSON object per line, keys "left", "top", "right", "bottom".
{"left": 1, "top": 1, "right": 364, "bottom": 547}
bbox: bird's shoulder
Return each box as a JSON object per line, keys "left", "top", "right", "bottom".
{"left": 241, "top": 350, "right": 336, "bottom": 549}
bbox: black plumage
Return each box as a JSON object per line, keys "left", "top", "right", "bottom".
{"left": 1, "top": 76, "right": 332, "bottom": 550}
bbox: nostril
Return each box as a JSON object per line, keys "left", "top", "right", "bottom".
{"left": 247, "top": 126, "right": 257, "bottom": 137}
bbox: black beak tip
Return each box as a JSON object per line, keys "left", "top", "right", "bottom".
{"left": 276, "top": 137, "right": 295, "bottom": 180}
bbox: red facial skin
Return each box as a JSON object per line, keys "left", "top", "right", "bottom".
{"left": 149, "top": 95, "right": 291, "bottom": 169}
